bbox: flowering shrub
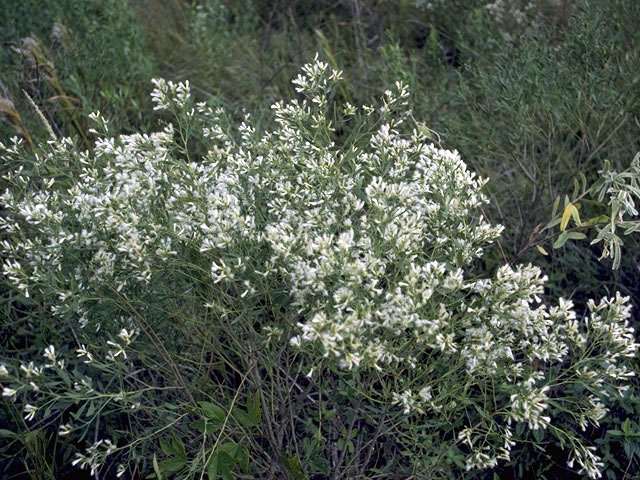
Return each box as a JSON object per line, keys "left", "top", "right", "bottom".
{"left": 0, "top": 56, "right": 637, "bottom": 478}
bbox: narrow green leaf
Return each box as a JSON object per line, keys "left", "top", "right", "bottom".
{"left": 153, "top": 454, "right": 163, "bottom": 480}
{"left": 570, "top": 203, "right": 582, "bottom": 226}
{"left": 249, "top": 391, "right": 261, "bottom": 424}
{"left": 566, "top": 232, "right": 586, "bottom": 240}
{"left": 551, "top": 195, "right": 560, "bottom": 218}
{"left": 584, "top": 215, "right": 609, "bottom": 226}
{"left": 207, "top": 455, "right": 219, "bottom": 480}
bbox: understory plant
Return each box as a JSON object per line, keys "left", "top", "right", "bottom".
{"left": 0, "top": 57, "right": 638, "bottom": 479}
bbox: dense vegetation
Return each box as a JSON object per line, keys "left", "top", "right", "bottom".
{"left": 1, "top": 1, "right": 639, "bottom": 479}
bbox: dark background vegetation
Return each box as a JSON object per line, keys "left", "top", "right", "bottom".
{"left": 1, "top": 0, "right": 639, "bottom": 478}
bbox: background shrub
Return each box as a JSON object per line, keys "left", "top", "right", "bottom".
{"left": 1, "top": 1, "right": 639, "bottom": 479}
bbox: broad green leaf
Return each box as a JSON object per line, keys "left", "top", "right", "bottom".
{"left": 190, "top": 419, "right": 220, "bottom": 434}
{"left": 553, "top": 231, "right": 570, "bottom": 249}
{"left": 233, "top": 407, "right": 259, "bottom": 427}
{"left": 171, "top": 434, "right": 186, "bottom": 457}
{"left": 207, "top": 455, "right": 219, "bottom": 480}
{"left": 199, "top": 401, "right": 225, "bottom": 423}
{"left": 216, "top": 452, "right": 236, "bottom": 480}
{"left": 237, "top": 445, "right": 249, "bottom": 473}
{"left": 159, "top": 457, "right": 186, "bottom": 473}
{"left": 286, "top": 455, "right": 306, "bottom": 480}
{"left": 159, "top": 438, "right": 174, "bottom": 456}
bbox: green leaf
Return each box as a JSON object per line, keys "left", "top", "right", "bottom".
{"left": 152, "top": 454, "right": 163, "bottom": 480}
{"left": 218, "top": 442, "right": 239, "bottom": 457}
{"left": 566, "top": 232, "right": 586, "bottom": 240}
{"left": 0, "top": 429, "right": 17, "bottom": 438}
{"left": 200, "top": 401, "right": 225, "bottom": 423}
{"left": 286, "top": 455, "right": 306, "bottom": 480}
{"left": 217, "top": 452, "right": 236, "bottom": 480}
{"left": 249, "top": 391, "right": 261, "bottom": 424}
{"left": 233, "top": 407, "right": 259, "bottom": 427}
{"left": 171, "top": 434, "right": 186, "bottom": 457}
{"left": 190, "top": 419, "right": 220, "bottom": 434}
{"left": 207, "top": 455, "right": 219, "bottom": 480}
{"left": 553, "top": 231, "right": 570, "bottom": 249}
{"left": 159, "top": 438, "right": 174, "bottom": 456}
{"left": 159, "top": 457, "right": 186, "bottom": 472}
{"left": 58, "top": 368, "right": 72, "bottom": 388}
{"left": 570, "top": 203, "right": 582, "bottom": 226}
{"left": 237, "top": 445, "right": 249, "bottom": 473}
{"left": 14, "top": 294, "right": 36, "bottom": 306}
{"left": 551, "top": 196, "right": 560, "bottom": 218}
{"left": 532, "top": 427, "right": 544, "bottom": 442}
{"left": 584, "top": 215, "right": 609, "bottom": 226}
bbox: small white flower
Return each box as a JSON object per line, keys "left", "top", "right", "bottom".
{"left": 76, "top": 345, "right": 94, "bottom": 363}
{"left": 2, "top": 387, "right": 17, "bottom": 400}
{"left": 118, "top": 328, "right": 134, "bottom": 345}
{"left": 23, "top": 404, "right": 37, "bottom": 421}
{"left": 58, "top": 423, "right": 73, "bottom": 436}
{"left": 43, "top": 345, "right": 56, "bottom": 365}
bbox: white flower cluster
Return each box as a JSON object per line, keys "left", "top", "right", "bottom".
{"left": 1, "top": 57, "right": 637, "bottom": 478}
{"left": 150, "top": 78, "right": 191, "bottom": 112}
{"left": 71, "top": 438, "right": 117, "bottom": 476}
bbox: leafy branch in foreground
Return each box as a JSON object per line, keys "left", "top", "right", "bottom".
{"left": 512, "top": 152, "right": 640, "bottom": 270}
